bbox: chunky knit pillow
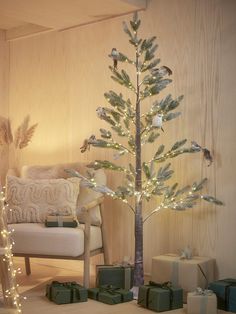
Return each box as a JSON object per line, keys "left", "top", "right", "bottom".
{"left": 6, "top": 175, "right": 80, "bottom": 224}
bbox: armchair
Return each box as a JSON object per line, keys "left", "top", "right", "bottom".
{"left": 5, "top": 162, "right": 109, "bottom": 288}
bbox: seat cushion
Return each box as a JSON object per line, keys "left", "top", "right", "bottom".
{"left": 8, "top": 223, "right": 102, "bottom": 257}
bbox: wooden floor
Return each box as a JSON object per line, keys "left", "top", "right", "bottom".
{"left": 0, "top": 257, "right": 233, "bottom": 314}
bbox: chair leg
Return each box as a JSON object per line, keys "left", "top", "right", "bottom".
{"left": 103, "top": 249, "right": 110, "bottom": 265}
{"left": 25, "top": 257, "right": 31, "bottom": 275}
{"left": 83, "top": 256, "right": 90, "bottom": 288}
{"left": 84, "top": 211, "right": 91, "bottom": 288}
{"left": 100, "top": 202, "right": 110, "bottom": 265}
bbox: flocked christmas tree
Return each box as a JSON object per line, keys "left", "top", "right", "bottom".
{"left": 68, "top": 13, "right": 223, "bottom": 290}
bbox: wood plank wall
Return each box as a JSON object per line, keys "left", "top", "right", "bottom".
{"left": 0, "top": 30, "right": 9, "bottom": 185}
{"left": 3, "top": 0, "right": 236, "bottom": 277}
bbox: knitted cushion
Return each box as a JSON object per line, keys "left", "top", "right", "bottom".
{"left": 21, "top": 163, "right": 106, "bottom": 226}
{"left": 6, "top": 175, "right": 80, "bottom": 224}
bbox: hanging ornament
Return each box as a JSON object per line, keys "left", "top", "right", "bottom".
{"left": 109, "top": 48, "right": 119, "bottom": 70}
{"left": 152, "top": 114, "right": 164, "bottom": 132}
{"left": 80, "top": 135, "right": 96, "bottom": 153}
{"left": 96, "top": 107, "right": 107, "bottom": 119}
{"left": 151, "top": 66, "right": 172, "bottom": 77}
{"left": 191, "top": 141, "right": 213, "bottom": 166}
{"left": 191, "top": 141, "right": 202, "bottom": 150}
{"left": 202, "top": 148, "right": 213, "bottom": 167}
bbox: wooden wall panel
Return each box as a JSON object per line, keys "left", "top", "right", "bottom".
{"left": 5, "top": 0, "right": 236, "bottom": 278}
{"left": 0, "top": 30, "right": 9, "bottom": 185}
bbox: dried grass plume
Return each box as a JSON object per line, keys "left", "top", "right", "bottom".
{"left": 0, "top": 115, "right": 37, "bottom": 149}
{"left": 0, "top": 117, "right": 13, "bottom": 146}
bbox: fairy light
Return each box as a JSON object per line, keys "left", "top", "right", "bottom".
{"left": 0, "top": 189, "right": 24, "bottom": 313}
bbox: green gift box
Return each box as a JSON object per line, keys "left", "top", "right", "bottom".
{"left": 96, "top": 265, "right": 134, "bottom": 290}
{"left": 46, "top": 281, "right": 87, "bottom": 304}
{"left": 45, "top": 220, "right": 78, "bottom": 228}
{"left": 138, "top": 281, "right": 183, "bottom": 312}
{"left": 88, "top": 285, "right": 133, "bottom": 305}
{"left": 208, "top": 278, "right": 236, "bottom": 312}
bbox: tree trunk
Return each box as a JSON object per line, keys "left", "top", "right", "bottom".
{"left": 133, "top": 48, "right": 144, "bottom": 286}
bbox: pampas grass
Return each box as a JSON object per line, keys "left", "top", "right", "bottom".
{"left": 0, "top": 117, "right": 13, "bottom": 146}
{"left": 14, "top": 115, "right": 38, "bottom": 149}
{"left": 0, "top": 115, "right": 37, "bottom": 149}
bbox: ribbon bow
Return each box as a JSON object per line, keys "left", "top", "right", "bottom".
{"left": 179, "top": 247, "right": 192, "bottom": 260}
{"left": 149, "top": 281, "right": 172, "bottom": 289}
{"left": 100, "top": 285, "right": 120, "bottom": 295}
{"left": 195, "top": 287, "right": 213, "bottom": 296}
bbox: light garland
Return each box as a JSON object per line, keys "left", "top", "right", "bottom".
{"left": 0, "top": 188, "right": 25, "bottom": 313}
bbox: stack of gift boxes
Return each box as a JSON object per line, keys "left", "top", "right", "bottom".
{"left": 146, "top": 252, "right": 236, "bottom": 313}
{"left": 45, "top": 255, "right": 236, "bottom": 313}
{"left": 45, "top": 264, "right": 134, "bottom": 306}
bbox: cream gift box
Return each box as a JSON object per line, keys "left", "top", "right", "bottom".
{"left": 187, "top": 289, "right": 217, "bottom": 314}
{"left": 151, "top": 254, "right": 215, "bottom": 302}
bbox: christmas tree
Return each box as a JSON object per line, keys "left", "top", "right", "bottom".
{"left": 68, "top": 13, "right": 223, "bottom": 290}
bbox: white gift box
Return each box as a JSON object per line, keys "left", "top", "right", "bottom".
{"left": 187, "top": 291, "right": 217, "bottom": 314}
{"left": 151, "top": 254, "right": 215, "bottom": 302}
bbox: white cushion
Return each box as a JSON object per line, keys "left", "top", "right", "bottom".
{"left": 9, "top": 223, "right": 102, "bottom": 257}
{"left": 21, "top": 163, "right": 106, "bottom": 225}
{"left": 6, "top": 175, "right": 80, "bottom": 224}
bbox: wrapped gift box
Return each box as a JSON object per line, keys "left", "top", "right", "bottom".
{"left": 96, "top": 265, "right": 134, "bottom": 290}
{"left": 45, "top": 220, "right": 78, "bottom": 228}
{"left": 187, "top": 290, "right": 217, "bottom": 314}
{"left": 45, "top": 215, "right": 78, "bottom": 228}
{"left": 208, "top": 278, "right": 236, "bottom": 312}
{"left": 46, "top": 215, "right": 75, "bottom": 222}
{"left": 152, "top": 254, "right": 215, "bottom": 302}
{"left": 88, "top": 285, "right": 133, "bottom": 305}
{"left": 46, "top": 281, "right": 87, "bottom": 304}
{"left": 138, "top": 281, "right": 183, "bottom": 312}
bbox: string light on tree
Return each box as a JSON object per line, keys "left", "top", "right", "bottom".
{"left": 68, "top": 13, "right": 223, "bottom": 296}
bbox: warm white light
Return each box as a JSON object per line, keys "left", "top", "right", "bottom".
{"left": 0, "top": 190, "right": 23, "bottom": 312}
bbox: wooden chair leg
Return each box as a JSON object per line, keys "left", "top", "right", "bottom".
{"left": 83, "top": 210, "right": 91, "bottom": 288}
{"left": 25, "top": 257, "right": 31, "bottom": 275}
{"left": 100, "top": 203, "right": 110, "bottom": 265}
{"left": 83, "top": 256, "right": 90, "bottom": 288}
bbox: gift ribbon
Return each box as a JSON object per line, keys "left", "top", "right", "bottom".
{"left": 195, "top": 287, "right": 213, "bottom": 295}
{"left": 114, "top": 260, "right": 133, "bottom": 289}
{"left": 124, "top": 267, "right": 131, "bottom": 290}
{"left": 99, "top": 285, "right": 125, "bottom": 303}
{"left": 171, "top": 261, "right": 179, "bottom": 287}
{"left": 147, "top": 281, "right": 174, "bottom": 310}
{"left": 57, "top": 216, "right": 63, "bottom": 227}
{"left": 179, "top": 247, "right": 192, "bottom": 260}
